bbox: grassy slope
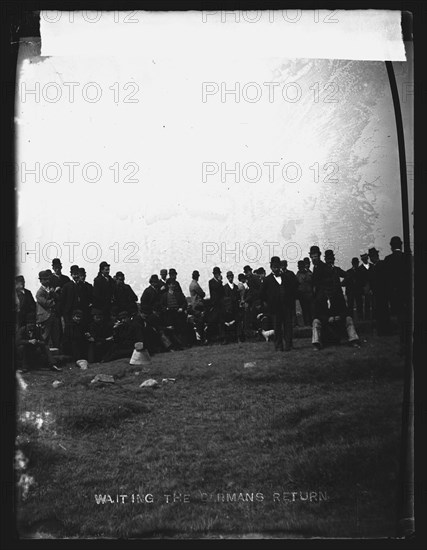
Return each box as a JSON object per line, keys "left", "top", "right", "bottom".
{"left": 16, "top": 335, "right": 404, "bottom": 539}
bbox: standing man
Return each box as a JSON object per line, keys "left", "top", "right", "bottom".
{"left": 223, "top": 271, "right": 240, "bottom": 343}
{"left": 208, "top": 267, "right": 225, "bottom": 343}
{"left": 383, "top": 236, "right": 407, "bottom": 352}
{"left": 49, "top": 258, "right": 70, "bottom": 292}
{"left": 358, "top": 252, "right": 373, "bottom": 320}
{"left": 166, "top": 268, "right": 183, "bottom": 294}
{"left": 189, "top": 270, "right": 206, "bottom": 310}
{"left": 368, "top": 247, "right": 391, "bottom": 336}
{"left": 260, "top": 256, "right": 298, "bottom": 352}
{"left": 342, "top": 258, "right": 363, "bottom": 320}
{"left": 49, "top": 258, "right": 70, "bottom": 341}
{"left": 60, "top": 265, "right": 83, "bottom": 325}
{"left": 303, "top": 257, "right": 312, "bottom": 273}
{"left": 36, "top": 270, "right": 61, "bottom": 348}
{"left": 243, "top": 265, "right": 262, "bottom": 338}
{"left": 159, "top": 269, "right": 168, "bottom": 294}
{"left": 15, "top": 276, "right": 36, "bottom": 330}
{"left": 93, "top": 261, "right": 116, "bottom": 320}
{"left": 296, "top": 260, "right": 313, "bottom": 327}
{"left": 78, "top": 267, "right": 93, "bottom": 323}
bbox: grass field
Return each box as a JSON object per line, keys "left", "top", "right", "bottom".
{"left": 15, "top": 331, "right": 405, "bottom": 539}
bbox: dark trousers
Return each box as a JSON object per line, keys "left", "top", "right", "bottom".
{"left": 17, "top": 343, "right": 55, "bottom": 370}
{"left": 88, "top": 341, "right": 113, "bottom": 363}
{"left": 372, "top": 293, "right": 391, "bottom": 335}
{"left": 272, "top": 308, "right": 293, "bottom": 350}
{"left": 346, "top": 292, "right": 363, "bottom": 320}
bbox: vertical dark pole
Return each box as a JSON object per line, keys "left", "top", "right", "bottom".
{"left": 385, "top": 42, "right": 414, "bottom": 538}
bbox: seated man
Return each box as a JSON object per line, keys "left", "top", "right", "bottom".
{"left": 101, "top": 310, "right": 141, "bottom": 362}
{"left": 312, "top": 290, "right": 360, "bottom": 350}
{"left": 16, "top": 316, "right": 61, "bottom": 371}
{"left": 145, "top": 304, "right": 173, "bottom": 353}
{"left": 87, "top": 308, "right": 114, "bottom": 363}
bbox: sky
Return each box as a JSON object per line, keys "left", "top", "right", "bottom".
{"left": 16, "top": 10, "right": 413, "bottom": 296}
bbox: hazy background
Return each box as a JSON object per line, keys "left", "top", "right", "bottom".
{"left": 16, "top": 13, "right": 413, "bottom": 297}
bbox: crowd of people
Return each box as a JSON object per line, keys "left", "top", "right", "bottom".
{"left": 14, "top": 236, "right": 408, "bottom": 372}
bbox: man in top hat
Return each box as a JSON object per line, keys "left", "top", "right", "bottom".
{"left": 309, "top": 246, "right": 359, "bottom": 350}
{"left": 112, "top": 271, "right": 138, "bottom": 317}
{"left": 207, "top": 267, "right": 225, "bottom": 343}
{"left": 60, "top": 264, "right": 84, "bottom": 325}
{"left": 189, "top": 270, "right": 206, "bottom": 343}
{"left": 78, "top": 267, "right": 93, "bottom": 322}
{"left": 342, "top": 258, "right": 363, "bottom": 320}
{"left": 223, "top": 271, "right": 241, "bottom": 343}
{"left": 260, "top": 256, "right": 298, "bottom": 351}
{"left": 36, "top": 269, "right": 61, "bottom": 348}
{"left": 357, "top": 252, "right": 373, "bottom": 320}
{"left": 383, "top": 236, "right": 407, "bottom": 350}
{"left": 189, "top": 270, "right": 206, "bottom": 310}
{"left": 15, "top": 275, "right": 36, "bottom": 330}
{"left": 166, "top": 268, "right": 183, "bottom": 294}
{"left": 368, "top": 247, "right": 391, "bottom": 336}
{"left": 49, "top": 258, "right": 70, "bottom": 340}
{"left": 49, "top": 258, "right": 70, "bottom": 292}
{"left": 93, "top": 261, "right": 116, "bottom": 319}
{"left": 242, "top": 265, "right": 262, "bottom": 338}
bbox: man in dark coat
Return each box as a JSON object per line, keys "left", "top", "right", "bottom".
{"left": 60, "top": 265, "right": 84, "bottom": 324}
{"left": 112, "top": 271, "right": 138, "bottom": 316}
{"left": 93, "top": 261, "right": 116, "bottom": 319}
{"left": 357, "top": 252, "right": 373, "bottom": 320}
{"left": 223, "top": 271, "right": 240, "bottom": 343}
{"left": 15, "top": 276, "right": 36, "bottom": 330}
{"left": 207, "top": 266, "right": 225, "bottom": 343}
{"left": 383, "top": 236, "right": 407, "bottom": 350}
{"left": 342, "top": 257, "right": 363, "bottom": 320}
{"left": 368, "top": 247, "right": 391, "bottom": 336}
{"left": 243, "top": 265, "right": 262, "bottom": 338}
{"left": 78, "top": 267, "right": 93, "bottom": 322}
{"left": 49, "top": 258, "right": 70, "bottom": 292}
{"left": 140, "top": 275, "right": 161, "bottom": 316}
{"left": 295, "top": 261, "right": 313, "bottom": 326}
{"left": 101, "top": 310, "right": 142, "bottom": 362}
{"left": 260, "top": 256, "right": 298, "bottom": 351}
{"left": 166, "top": 268, "right": 183, "bottom": 294}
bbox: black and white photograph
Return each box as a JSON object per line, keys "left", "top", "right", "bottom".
{"left": 4, "top": 5, "right": 421, "bottom": 542}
